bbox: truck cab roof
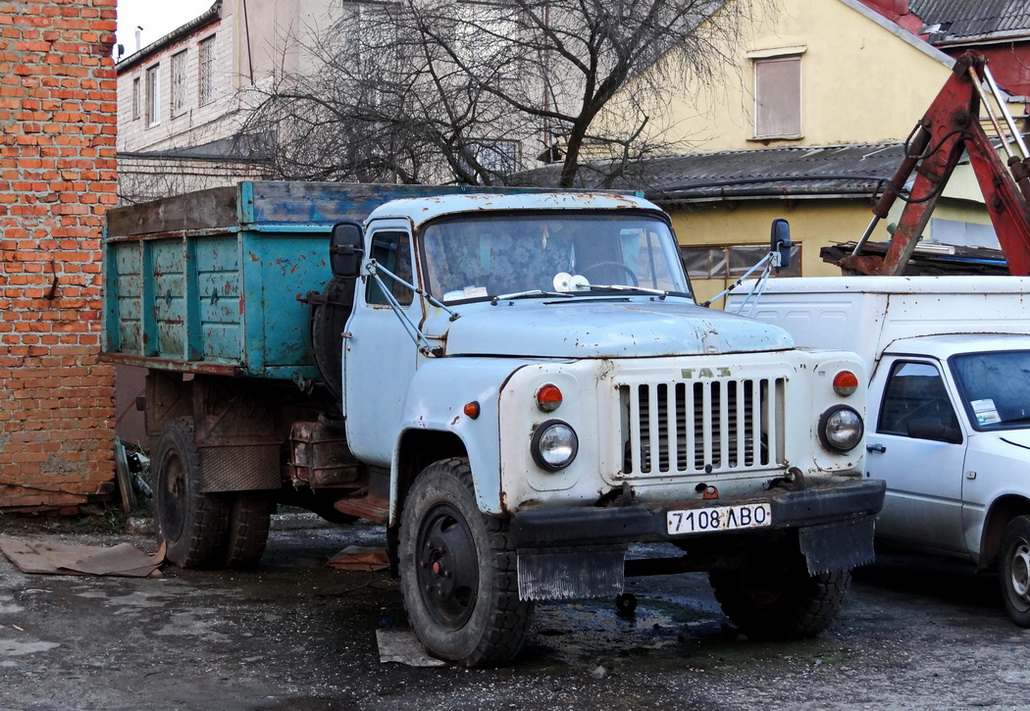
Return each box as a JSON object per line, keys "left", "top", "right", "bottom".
{"left": 365, "top": 192, "right": 663, "bottom": 227}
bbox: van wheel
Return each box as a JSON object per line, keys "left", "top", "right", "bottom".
{"left": 225, "top": 494, "right": 273, "bottom": 567}
{"left": 999, "top": 516, "right": 1030, "bottom": 626}
{"left": 153, "top": 418, "right": 228, "bottom": 568}
{"left": 709, "top": 541, "right": 850, "bottom": 639}
{"left": 398, "top": 458, "right": 532, "bottom": 667}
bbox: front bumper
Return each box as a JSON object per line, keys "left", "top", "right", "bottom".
{"left": 509, "top": 478, "right": 886, "bottom": 548}
{"left": 509, "top": 478, "right": 886, "bottom": 601}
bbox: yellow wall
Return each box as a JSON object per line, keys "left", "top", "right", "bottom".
{"left": 632, "top": 0, "right": 955, "bottom": 152}
{"left": 670, "top": 199, "right": 877, "bottom": 305}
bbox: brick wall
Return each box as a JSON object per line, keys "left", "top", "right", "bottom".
{"left": 0, "top": 0, "right": 118, "bottom": 511}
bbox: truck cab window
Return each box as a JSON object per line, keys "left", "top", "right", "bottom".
{"left": 878, "top": 361, "right": 959, "bottom": 437}
{"left": 421, "top": 213, "right": 690, "bottom": 302}
{"left": 366, "top": 231, "right": 413, "bottom": 306}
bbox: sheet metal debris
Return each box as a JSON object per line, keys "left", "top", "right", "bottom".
{"left": 375, "top": 629, "right": 446, "bottom": 667}
{"left": 0, "top": 538, "right": 165, "bottom": 578}
{"left": 326, "top": 545, "right": 390, "bottom": 571}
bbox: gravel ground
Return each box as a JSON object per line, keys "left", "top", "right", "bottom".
{"left": 0, "top": 515, "right": 1027, "bottom": 711}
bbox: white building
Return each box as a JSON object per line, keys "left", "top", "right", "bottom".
{"left": 115, "top": 0, "right": 338, "bottom": 204}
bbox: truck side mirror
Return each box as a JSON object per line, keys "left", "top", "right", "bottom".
{"left": 330, "top": 222, "right": 364, "bottom": 278}
{"left": 770, "top": 218, "right": 792, "bottom": 269}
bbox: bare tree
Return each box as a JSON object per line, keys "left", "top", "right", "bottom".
{"left": 237, "top": 0, "right": 753, "bottom": 187}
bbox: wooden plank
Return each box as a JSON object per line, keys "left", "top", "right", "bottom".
{"left": 106, "top": 185, "right": 239, "bottom": 237}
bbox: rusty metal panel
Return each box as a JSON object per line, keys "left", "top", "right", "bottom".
{"left": 287, "top": 420, "right": 362, "bottom": 488}
{"left": 199, "top": 444, "right": 281, "bottom": 492}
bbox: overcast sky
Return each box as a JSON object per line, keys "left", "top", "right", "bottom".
{"left": 115, "top": 0, "right": 216, "bottom": 58}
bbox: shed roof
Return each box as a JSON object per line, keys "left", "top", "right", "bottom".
{"left": 910, "top": 0, "right": 1030, "bottom": 42}
{"left": 514, "top": 143, "right": 909, "bottom": 205}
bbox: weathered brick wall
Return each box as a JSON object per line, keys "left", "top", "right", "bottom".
{"left": 0, "top": 0, "right": 118, "bottom": 511}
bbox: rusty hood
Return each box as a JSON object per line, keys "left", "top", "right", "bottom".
{"left": 429, "top": 297, "right": 795, "bottom": 358}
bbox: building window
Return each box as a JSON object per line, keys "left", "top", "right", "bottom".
{"left": 681, "top": 244, "right": 802, "bottom": 279}
{"left": 171, "top": 51, "right": 188, "bottom": 116}
{"left": 198, "top": 35, "right": 215, "bottom": 106}
{"left": 145, "top": 64, "right": 161, "bottom": 126}
{"left": 132, "top": 77, "right": 141, "bottom": 120}
{"left": 750, "top": 50, "right": 803, "bottom": 139}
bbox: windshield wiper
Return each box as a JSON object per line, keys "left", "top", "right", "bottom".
{"left": 490, "top": 290, "right": 573, "bottom": 304}
{"left": 582, "top": 284, "right": 670, "bottom": 298}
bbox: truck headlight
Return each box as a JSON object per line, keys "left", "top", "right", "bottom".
{"left": 531, "top": 420, "right": 579, "bottom": 471}
{"left": 819, "top": 405, "right": 864, "bottom": 452}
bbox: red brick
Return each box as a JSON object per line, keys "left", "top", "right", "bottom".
{"left": 1, "top": 0, "right": 116, "bottom": 512}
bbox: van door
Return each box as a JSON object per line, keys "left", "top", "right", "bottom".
{"left": 867, "top": 357, "right": 968, "bottom": 554}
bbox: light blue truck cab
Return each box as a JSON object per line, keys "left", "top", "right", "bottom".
{"left": 102, "top": 183, "right": 884, "bottom": 667}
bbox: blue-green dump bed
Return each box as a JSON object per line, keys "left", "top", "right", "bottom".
{"left": 102, "top": 181, "right": 486, "bottom": 383}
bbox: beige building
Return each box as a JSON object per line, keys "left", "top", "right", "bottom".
{"left": 592, "top": 0, "right": 1018, "bottom": 304}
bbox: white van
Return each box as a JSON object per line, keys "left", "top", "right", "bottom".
{"left": 728, "top": 275, "right": 1030, "bottom": 626}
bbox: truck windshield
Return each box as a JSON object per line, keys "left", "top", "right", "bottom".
{"left": 950, "top": 350, "right": 1030, "bottom": 430}
{"left": 421, "top": 212, "right": 691, "bottom": 303}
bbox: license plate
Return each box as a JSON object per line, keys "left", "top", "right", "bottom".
{"left": 666, "top": 503, "right": 772, "bottom": 535}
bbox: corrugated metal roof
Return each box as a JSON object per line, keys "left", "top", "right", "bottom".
{"left": 909, "top": 0, "right": 1030, "bottom": 41}
{"left": 514, "top": 143, "right": 908, "bottom": 204}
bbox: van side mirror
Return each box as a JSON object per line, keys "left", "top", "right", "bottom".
{"left": 330, "top": 222, "right": 364, "bottom": 278}
{"left": 770, "top": 218, "right": 792, "bottom": 269}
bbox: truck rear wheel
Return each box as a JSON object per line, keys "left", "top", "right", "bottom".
{"left": 398, "top": 458, "right": 532, "bottom": 667}
{"left": 225, "top": 494, "right": 273, "bottom": 568}
{"left": 153, "top": 418, "right": 229, "bottom": 568}
{"left": 999, "top": 515, "right": 1030, "bottom": 626}
{"left": 709, "top": 541, "right": 850, "bottom": 639}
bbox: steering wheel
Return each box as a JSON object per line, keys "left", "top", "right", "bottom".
{"left": 579, "top": 261, "right": 639, "bottom": 287}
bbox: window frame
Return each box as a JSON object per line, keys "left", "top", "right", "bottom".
{"left": 198, "top": 35, "right": 216, "bottom": 106}
{"left": 680, "top": 243, "right": 802, "bottom": 280}
{"left": 132, "top": 77, "right": 141, "bottom": 120}
{"left": 365, "top": 230, "right": 414, "bottom": 306}
{"left": 171, "top": 50, "right": 188, "bottom": 117}
{"left": 876, "top": 360, "right": 960, "bottom": 438}
{"left": 748, "top": 47, "right": 805, "bottom": 141}
{"left": 145, "top": 63, "right": 161, "bottom": 127}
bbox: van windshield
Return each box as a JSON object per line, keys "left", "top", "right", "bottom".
{"left": 950, "top": 350, "right": 1030, "bottom": 430}
{"left": 420, "top": 212, "right": 691, "bottom": 303}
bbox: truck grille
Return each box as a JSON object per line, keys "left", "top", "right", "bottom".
{"left": 620, "top": 377, "right": 785, "bottom": 476}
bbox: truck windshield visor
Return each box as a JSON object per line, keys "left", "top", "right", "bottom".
{"left": 420, "top": 212, "right": 690, "bottom": 302}
{"left": 950, "top": 350, "right": 1030, "bottom": 430}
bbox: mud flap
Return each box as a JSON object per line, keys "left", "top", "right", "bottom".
{"left": 798, "top": 518, "right": 876, "bottom": 576}
{"left": 517, "top": 548, "right": 625, "bottom": 601}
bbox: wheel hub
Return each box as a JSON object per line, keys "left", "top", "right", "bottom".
{"left": 1009, "top": 540, "right": 1030, "bottom": 604}
{"left": 415, "top": 503, "right": 479, "bottom": 629}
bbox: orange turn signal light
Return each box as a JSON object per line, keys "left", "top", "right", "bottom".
{"left": 833, "top": 370, "right": 859, "bottom": 397}
{"left": 536, "top": 384, "right": 563, "bottom": 412}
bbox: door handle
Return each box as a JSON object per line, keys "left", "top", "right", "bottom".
{"left": 866, "top": 443, "right": 886, "bottom": 453}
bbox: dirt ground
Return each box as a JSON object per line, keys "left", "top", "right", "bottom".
{"left": 1, "top": 514, "right": 1028, "bottom": 711}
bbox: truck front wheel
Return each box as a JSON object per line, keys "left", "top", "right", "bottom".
{"left": 153, "top": 418, "right": 229, "bottom": 568}
{"left": 709, "top": 540, "right": 850, "bottom": 639}
{"left": 398, "top": 458, "right": 532, "bottom": 667}
{"left": 999, "top": 515, "right": 1030, "bottom": 626}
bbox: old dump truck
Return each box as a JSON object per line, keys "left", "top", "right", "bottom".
{"left": 102, "top": 182, "right": 884, "bottom": 666}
